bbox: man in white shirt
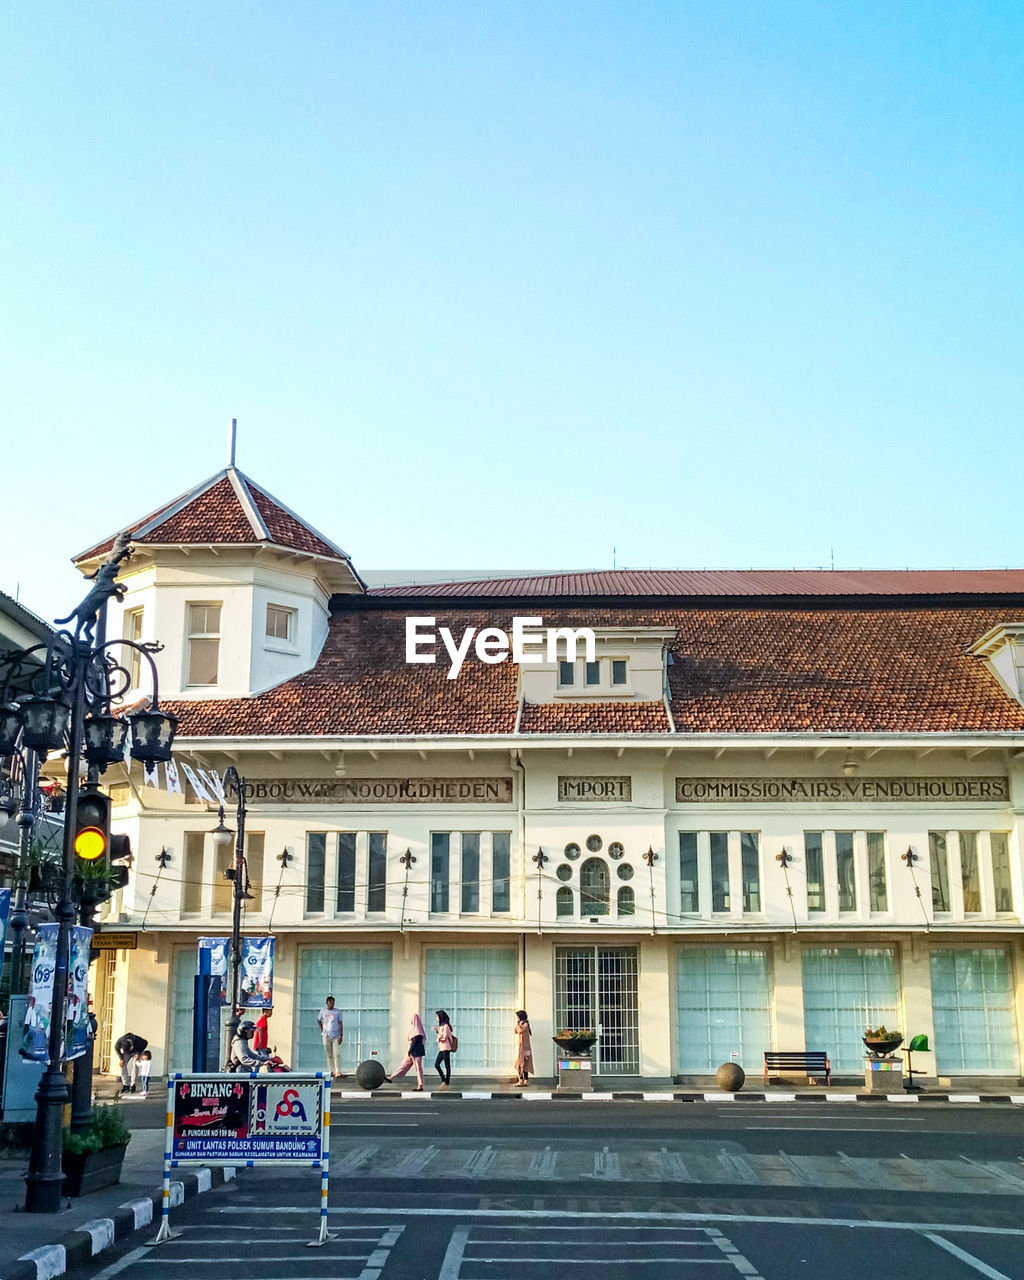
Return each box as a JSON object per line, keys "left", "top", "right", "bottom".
{"left": 318, "top": 996, "right": 343, "bottom": 1077}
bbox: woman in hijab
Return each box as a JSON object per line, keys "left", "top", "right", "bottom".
{"left": 433, "top": 1009, "right": 454, "bottom": 1089}
{"left": 514, "top": 1010, "right": 533, "bottom": 1087}
{"left": 386, "top": 1013, "right": 427, "bottom": 1090}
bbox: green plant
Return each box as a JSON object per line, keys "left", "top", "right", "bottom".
{"left": 63, "top": 1105, "right": 131, "bottom": 1155}
{"left": 555, "top": 1027, "right": 596, "bottom": 1039}
{"left": 864, "top": 1025, "right": 899, "bottom": 1039}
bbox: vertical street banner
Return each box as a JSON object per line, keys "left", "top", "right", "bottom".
{"left": 198, "top": 937, "right": 229, "bottom": 1003}
{"left": 0, "top": 888, "right": 10, "bottom": 959}
{"left": 240, "top": 936, "right": 274, "bottom": 1007}
{"left": 64, "top": 925, "right": 94, "bottom": 1061}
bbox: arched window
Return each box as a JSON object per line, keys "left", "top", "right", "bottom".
{"left": 580, "top": 858, "right": 610, "bottom": 916}
{"left": 617, "top": 886, "right": 635, "bottom": 916}
{"left": 556, "top": 886, "right": 574, "bottom": 917}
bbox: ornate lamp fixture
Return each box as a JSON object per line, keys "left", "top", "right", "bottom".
{"left": 210, "top": 808, "right": 234, "bottom": 849}
{"left": 19, "top": 696, "right": 71, "bottom": 754}
{"left": 0, "top": 704, "right": 23, "bottom": 756}
{"left": 128, "top": 708, "right": 178, "bottom": 764}
{"left": 83, "top": 713, "right": 130, "bottom": 767}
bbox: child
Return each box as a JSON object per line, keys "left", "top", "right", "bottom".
{"left": 137, "top": 1049, "right": 153, "bottom": 1098}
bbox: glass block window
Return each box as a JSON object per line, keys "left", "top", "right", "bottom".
{"left": 335, "top": 833, "right": 356, "bottom": 912}
{"left": 461, "top": 832, "right": 480, "bottom": 913}
{"left": 580, "top": 858, "right": 609, "bottom": 915}
{"left": 423, "top": 947, "right": 517, "bottom": 1070}
{"left": 295, "top": 946, "right": 392, "bottom": 1072}
{"left": 556, "top": 885, "right": 574, "bottom": 917}
{"left": 306, "top": 832, "right": 326, "bottom": 914}
{"left": 802, "top": 948, "right": 899, "bottom": 1072}
{"left": 867, "top": 832, "right": 887, "bottom": 912}
{"left": 679, "top": 832, "right": 698, "bottom": 913}
{"left": 617, "top": 886, "right": 635, "bottom": 915}
{"left": 430, "top": 832, "right": 450, "bottom": 913}
{"left": 931, "top": 949, "right": 1018, "bottom": 1073}
{"left": 991, "top": 833, "right": 1013, "bottom": 912}
{"left": 676, "top": 948, "right": 772, "bottom": 1073}
{"left": 367, "top": 832, "right": 387, "bottom": 912}
{"left": 805, "top": 832, "right": 824, "bottom": 913}
{"left": 710, "top": 832, "right": 730, "bottom": 912}
{"left": 492, "top": 832, "right": 511, "bottom": 912}
{"left": 929, "top": 831, "right": 950, "bottom": 912}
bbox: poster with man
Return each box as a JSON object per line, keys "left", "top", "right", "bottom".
{"left": 240, "top": 936, "right": 274, "bottom": 1007}
{"left": 20, "top": 924, "right": 93, "bottom": 1064}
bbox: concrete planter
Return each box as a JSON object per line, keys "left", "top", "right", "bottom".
{"left": 62, "top": 1142, "right": 128, "bottom": 1197}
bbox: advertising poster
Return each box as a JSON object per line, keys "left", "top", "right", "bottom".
{"left": 64, "top": 925, "right": 94, "bottom": 1061}
{"left": 240, "top": 936, "right": 274, "bottom": 1007}
{"left": 170, "top": 1075, "right": 323, "bottom": 1162}
{"left": 198, "top": 937, "right": 229, "bottom": 1002}
{"left": 20, "top": 923, "right": 57, "bottom": 1062}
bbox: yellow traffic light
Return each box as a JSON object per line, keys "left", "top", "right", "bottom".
{"left": 74, "top": 825, "right": 107, "bottom": 861}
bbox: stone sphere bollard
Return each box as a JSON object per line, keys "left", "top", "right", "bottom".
{"left": 355, "top": 1059, "right": 387, "bottom": 1090}
{"left": 715, "top": 1062, "right": 745, "bottom": 1092}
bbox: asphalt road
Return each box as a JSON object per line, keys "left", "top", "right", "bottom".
{"left": 67, "top": 1101, "right": 1024, "bottom": 1280}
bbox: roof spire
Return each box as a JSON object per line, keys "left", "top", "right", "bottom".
{"left": 229, "top": 417, "right": 237, "bottom": 468}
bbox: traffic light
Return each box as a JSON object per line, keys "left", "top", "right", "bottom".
{"left": 108, "top": 832, "right": 133, "bottom": 891}
{"left": 74, "top": 785, "right": 111, "bottom": 866}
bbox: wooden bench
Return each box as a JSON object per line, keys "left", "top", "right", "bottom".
{"left": 764, "top": 1050, "right": 830, "bottom": 1085}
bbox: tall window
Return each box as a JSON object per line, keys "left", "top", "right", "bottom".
{"left": 431, "top": 833, "right": 451, "bottom": 913}
{"left": 617, "top": 886, "right": 635, "bottom": 915}
{"left": 124, "top": 607, "right": 144, "bottom": 688}
{"left": 213, "top": 840, "right": 233, "bottom": 914}
{"left": 931, "top": 949, "right": 1018, "bottom": 1072}
{"left": 245, "top": 832, "right": 264, "bottom": 913}
{"left": 836, "top": 831, "right": 856, "bottom": 911}
{"left": 803, "top": 948, "right": 899, "bottom": 1071}
{"left": 677, "top": 948, "right": 772, "bottom": 1072}
{"left": 679, "top": 832, "right": 698, "bottom": 913}
{"left": 867, "top": 831, "right": 887, "bottom": 912}
{"left": 306, "top": 832, "right": 326, "bottom": 913}
{"left": 181, "top": 831, "right": 203, "bottom": 914}
{"left": 991, "top": 833, "right": 1013, "bottom": 912}
{"left": 367, "top": 832, "right": 387, "bottom": 912}
{"left": 710, "top": 832, "right": 730, "bottom": 912}
{"left": 461, "top": 832, "right": 480, "bottom": 912}
{"left": 580, "top": 858, "right": 610, "bottom": 915}
{"left": 556, "top": 885, "right": 574, "bottom": 916}
{"left": 741, "top": 833, "right": 760, "bottom": 912}
{"left": 959, "top": 831, "right": 981, "bottom": 913}
{"left": 336, "top": 833, "right": 356, "bottom": 912}
{"left": 805, "top": 832, "right": 825, "bottom": 913}
{"left": 492, "top": 832, "right": 511, "bottom": 912}
{"left": 929, "top": 831, "right": 950, "bottom": 913}
{"left": 186, "top": 603, "right": 221, "bottom": 686}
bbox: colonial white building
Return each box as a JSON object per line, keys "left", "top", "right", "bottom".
{"left": 74, "top": 466, "right": 1024, "bottom": 1084}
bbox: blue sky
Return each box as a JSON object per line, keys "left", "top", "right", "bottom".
{"left": 2, "top": 2, "right": 1022, "bottom": 621}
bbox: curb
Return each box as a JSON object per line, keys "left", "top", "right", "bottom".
{"left": 1, "top": 1166, "right": 236, "bottom": 1280}
{"left": 339, "top": 1089, "right": 1024, "bottom": 1104}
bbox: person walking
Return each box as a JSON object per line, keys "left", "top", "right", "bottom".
{"left": 114, "top": 1031, "right": 148, "bottom": 1094}
{"left": 318, "top": 996, "right": 343, "bottom": 1078}
{"left": 254, "top": 1007, "right": 272, "bottom": 1052}
{"left": 387, "top": 1013, "right": 427, "bottom": 1090}
{"left": 514, "top": 1010, "right": 533, "bottom": 1087}
{"left": 433, "top": 1009, "right": 455, "bottom": 1089}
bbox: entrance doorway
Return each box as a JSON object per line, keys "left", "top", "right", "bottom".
{"left": 554, "top": 946, "right": 639, "bottom": 1074}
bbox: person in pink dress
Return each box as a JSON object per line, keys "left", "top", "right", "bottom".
{"left": 387, "top": 1013, "right": 427, "bottom": 1090}
{"left": 514, "top": 1010, "right": 533, "bottom": 1087}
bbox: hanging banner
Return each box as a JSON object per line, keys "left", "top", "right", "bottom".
{"left": 240, "top": 936, "right": 274, "bottom": 1008}
{"left": 202, "top": 769, "right": 226, "bottom": 804}
{"left": 165, "top": 758, "right": 183, "bottom": 796}
{"left": 20, "top": 924, "right": 58, "bottom": 1062}
{"left": 0, "top": 888, "right": 10, "bottom": 961}
{"left": 65, "top": 926, "right": 94, "bottom": 1062}
{"left": 181, "top": 763, "right": 214, "bottom": 804}
{"left": 198, "top": 937, "right": 229, "bottom": 1003}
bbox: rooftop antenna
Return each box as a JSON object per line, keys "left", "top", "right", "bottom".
{"left": 229, "top": 417, "right": 237, "bottom": 467}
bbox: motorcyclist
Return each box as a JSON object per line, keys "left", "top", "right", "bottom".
{"left": 229, "top": 1020, "right": 270, "bottom": 1072}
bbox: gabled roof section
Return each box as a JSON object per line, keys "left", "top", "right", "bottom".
{"left": 74, "top": 467, "right": 358, "bottom": 572}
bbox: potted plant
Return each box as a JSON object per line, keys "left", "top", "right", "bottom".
{"left": 552, "top": 1027, "right": 597, "bottom": 1056}
{"left": 863, "top": 1025, "right": 903, "bottom": 1057}
{"left": 62, "top": 1105, "right": 131, "bottom": 1196}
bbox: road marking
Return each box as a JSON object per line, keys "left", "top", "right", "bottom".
{"left": 459, "top": 1145, "right": 497, "bottom": 1177}
{"left": 338, "top": 1122, "right": 420, "bottom": 1128}
{"left": 90, "top": 1247, "right": 151, "bottom": 1280}
{"left": 657, "top": 1147, "right": 695, "bottom": 1181}
{"left": 923, "top": 1233, "right": 1013, "bottom": 1279}
{"left": 438, "top": 1224, "right": 470, "bottom": 1280}
{"left": 529, "top": 1145, "right": 559, "bottom": 1177}
{"left": 392, "top": 1144, "right": 439, "bottom": 1175}
{"left": 333, "top": 1143, "right": 379, "bottom": 1175}
{"left": 591, "top": 1146, "right": 622, "bottom": 1179}
{"left": 220, "top": 1204, "right": 1024, "bottom": 1235}
{"left": 743, "top": 1125, "right": 925, "bottom": 1132}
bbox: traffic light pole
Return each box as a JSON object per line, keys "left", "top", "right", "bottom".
{"left": 24, "top": 636, "right": 89, "bottom": 1213}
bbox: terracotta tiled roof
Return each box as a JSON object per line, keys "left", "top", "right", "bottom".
{"left": 519, "top": 702, "right": 671, "bottom": 733}
{"left": 74, "top": 468, "right": 351, "bottom": 565}
{"left": 165, "top": 605, "right": 1024, "bottom": 739}
{"left": 369, "top": 568, "right": 1024, "bottom": 599}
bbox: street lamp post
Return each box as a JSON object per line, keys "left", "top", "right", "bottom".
{"left": 0, "top": 534, "right": 178, "bottom": 1213}
{"left": 211, "top": 765, "right": 249, "bottom": 1067}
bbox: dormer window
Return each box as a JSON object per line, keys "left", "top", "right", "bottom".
{"left": 971, "top": 623, "right": 1024, "bottom": 705}
{"left": 186, "top": 602, "right": 221, "bottom": 686}
{"left": 558, "top": 657, "right": 630, "bottom": 692}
